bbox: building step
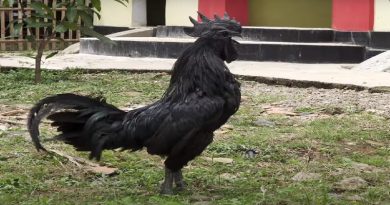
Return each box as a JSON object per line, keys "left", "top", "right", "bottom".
{"left": 156, "top": 26, "right": 335, "bottom": 43}
{"left": 80, "top": 37, "right": 365, "bottom": 63}
{"left": 365, "top": 47, "right": 387, "bottom": 60}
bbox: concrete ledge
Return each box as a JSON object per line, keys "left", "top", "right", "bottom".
{"left": 156, "top": 26, "right": 334, "bottom": 42}
{"left": 2, "top": 54, "right": 390, "bottom": 91}
{"left": 80, "top": 37, "right": 365, "bottom": 63}
{"left": 60, "top": 28, "right": 156, "bottom": 55}
{"left": 107, "top": 27, "right": 155, "bottom": 38}
{"left": 334, "top": 31, "right": 390, "bottom": 50}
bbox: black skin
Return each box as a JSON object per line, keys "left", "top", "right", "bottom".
{"left": 28, "top": 31, "right": 241, "bottom": 194}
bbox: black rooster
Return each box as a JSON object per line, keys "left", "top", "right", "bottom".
{"left": 28, "top": 12, "right": 242, "bottom": 194}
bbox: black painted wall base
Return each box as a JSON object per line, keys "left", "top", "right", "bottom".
{"left": 93, "top": 26, "right": 131, "bottom": 35}
{"left": 80, "top": 38, "right": 365, "bottom": 63}
{"left": 334, "top": 31, "right": 390, "bottom": 50}
{"left": 81, "top": 26, "right": 390, "bottom": 63}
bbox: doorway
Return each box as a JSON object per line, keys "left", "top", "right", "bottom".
{"left": 146, "top": 0, "right": 166, "bottom": 26}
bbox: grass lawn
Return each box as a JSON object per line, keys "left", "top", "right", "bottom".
{"left": 0, "top": 69, "right": 389, "bottom": 205}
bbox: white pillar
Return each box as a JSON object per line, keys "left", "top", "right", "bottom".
{"left": 132, "top": 0, "right": 147, "bottom": 26}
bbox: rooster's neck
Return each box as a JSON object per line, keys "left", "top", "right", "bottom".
{"left": 163, "top": 38, "right": 233, "bottom": 101}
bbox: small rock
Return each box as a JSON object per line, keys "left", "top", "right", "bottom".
{"left": 328, "top": 193, "right": 342, "bottom": 200}
{"left": 346, "top": 195, "right": 363, "bottom": 201}
{"left": 337, "top": 177, "right": 367, "bottom": 191}
{"left": 0, "top": 124, "right": 8, "bottom": 131}
{"left": 244, "top": 149, "right": 257, "bottom": 158}
{"left": 365, "top": 140, "right": 385, "bottom": 147}
{"left": 330, "top": 168, "right": 345, "bottom": 176}
{"left": 219, "top": 173, "right": 237, "bottom": 181}
{"left": 253, "top": 118, "right": 275, "bottom": 127}
{"left": 203, "top": 157, "right": 233, "bottom": 164}
{"left": 322, "top": 107, "right": 343, "bottom": 115}
{"left": 292, "top": 172, "right": 321, "bottom": 182}
{"left": 351, "top": 162, "right": 381, "bottom": 173}
{"left": 190, "top": 194, "right": 211, "bottom": 202}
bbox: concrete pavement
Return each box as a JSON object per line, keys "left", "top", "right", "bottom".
{"left": 1, "top": 53, "right": 390, "bottom": 90}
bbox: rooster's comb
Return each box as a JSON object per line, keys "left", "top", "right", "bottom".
{"left": 184, "top": 12, "right": 242, "bottom": 38}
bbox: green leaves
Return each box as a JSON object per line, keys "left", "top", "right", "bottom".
{"left": 2, "top": 0, "right": 129, "bottom": 45}
{"left": 30, "top": 2, "right": 54, "bottom": 19}
{"left": 55, "top": 21, "right": 78, "bottom": 33}
{"left": 25, "top": 18, "right": 52, "bottom": 28}
{"left": 112, "top": 0, "right": 129, "bottom": 7}
{"left": 80, "top": 26, "right": 114, "bottom": 45}
{"left": 12, "top": 23, "right": 23, "bottom": 37}
{"left": 66, "top": 6, "right": 78, "bottom": 22}
{"left": 2, "top": 0, "right": 15, "bottom": 7}
{"left": 91, "top": 0, "right": 101, "bottom": 11}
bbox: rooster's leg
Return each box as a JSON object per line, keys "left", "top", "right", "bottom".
{"left": 160, "top": 167, "right": 174, "bottom": 194}
{"left": 173, "top": 169, "right": 186, "bottom": 190}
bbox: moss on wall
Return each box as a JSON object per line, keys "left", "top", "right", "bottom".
{"left": 249, "top": 0, "right": 332, "bottom": 28}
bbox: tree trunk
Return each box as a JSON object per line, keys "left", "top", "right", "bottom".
{"left": 34, "top": 39, "right": 46, "bottom": 84}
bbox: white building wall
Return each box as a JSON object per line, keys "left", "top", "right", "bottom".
{"left": 94, "top": 0, "right": 133, "bottom": 27}
{"left": 374, "top": 0, "right": 390, "bottom": 31}
{"left": 166, "top": 0, "right": 198, "bottom": 26}
{"left": 94, "top": 0, "right": 147, "bottom": 27}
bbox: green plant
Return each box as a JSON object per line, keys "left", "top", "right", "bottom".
{"left": 2, "top": 0, "right": 128, "bottom": 83}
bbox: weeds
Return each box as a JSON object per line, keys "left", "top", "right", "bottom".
{"left": 0, "top": 69, "right": 389, "bottom": 204}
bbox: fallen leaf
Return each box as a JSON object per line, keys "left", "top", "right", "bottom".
{"left": 48, "top": 149, "right": 118, "bottom": 175}
{"left": 264, "top": 106, "right": 298, "bottom": 116}
{"left": 87, "top": 166, "right": 118, "bottom": 175}
{"left": 0, "top": 109, "right": 27, "bottom": 116}
{"left": 202, "top": 157, "right": 233, "bottom": 164}
{"left": 221, "top": 124, "right": 234, "bottom": 130}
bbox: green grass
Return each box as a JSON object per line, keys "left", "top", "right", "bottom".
{"left": 0, "top": 69, "right": 389, "bottom": 205}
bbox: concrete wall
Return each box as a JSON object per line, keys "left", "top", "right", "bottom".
{"left": 166, "top": 0, "right": 198, "bottom": 26}
{"left": 374, "top": 0, "right": 390, "bottom": 31}
{"left": 249, "top": 0, "right": 332, "bottom": 28}
{"left": 332, "top": 0, "right": 374, "bottom": 31}
{"left": 94, "top": 0, "right": 147, "bottom": 27}
{"left": 198, "top": 0, "right": 248, "bottom": 25}
{"left": 94, "top": 0, "right": 132, "bottom": 27}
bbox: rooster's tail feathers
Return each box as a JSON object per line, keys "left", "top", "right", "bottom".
{"left": 27, "top": 93, "right": 126, "bottom": 160}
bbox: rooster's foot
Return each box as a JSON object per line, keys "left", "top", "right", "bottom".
{"left": 160, "top": 168, "right": 174, "bottom": 195}
{"left": 173, "top": 170, "right": 186, "bottom": 191}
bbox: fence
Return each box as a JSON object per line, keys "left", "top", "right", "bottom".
{"left": 0, "top": 0, "right": 90, "bottom": 51}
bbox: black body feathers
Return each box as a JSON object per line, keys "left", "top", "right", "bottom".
{"left": 27, "top": 13, "right": 242, "bottom": 172}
